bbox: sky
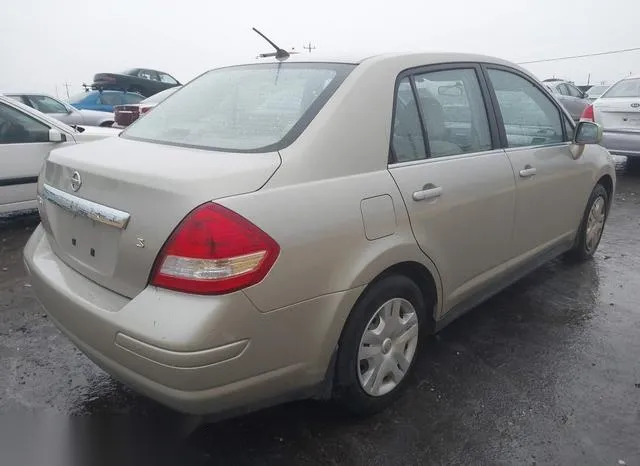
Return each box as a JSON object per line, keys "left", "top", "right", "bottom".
{"left": 1, "top": 0, "right": 639, "bottom": 99}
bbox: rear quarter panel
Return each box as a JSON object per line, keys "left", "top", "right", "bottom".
{"left": 219, "top": 171, "right": 442, "bottom": 315}
{"left": 217, "top": 56, "right": 450, "bottom": 316}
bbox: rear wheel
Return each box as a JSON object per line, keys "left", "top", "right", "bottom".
{"left": 333, "top": 275, "right": 427, "bottom": 416}
{"left": 566, "top": 184, "right": 608, "bottom": 261}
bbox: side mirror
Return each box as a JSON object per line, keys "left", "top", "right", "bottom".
{"left": 48, "top": 129, "right": 67, "bottom": 143}
{"left": 574, "top": 121, "right": 602, "bottom": 145}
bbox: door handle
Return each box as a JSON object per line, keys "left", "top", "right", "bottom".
{"left": 412, "top": 185, "right": 443, "bottom": 202}
{"left": 519, "top": 166, "right": 537, "bottom": 178}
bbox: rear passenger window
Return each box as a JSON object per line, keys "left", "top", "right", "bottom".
{"left": 413, "top": 68, "right": 492, "bottom": 157}
{"left": 391, "top": 78, "right": 427, "bottom": 162}
{"left": 488, "top": 69, "right": 563, "bottom": 148}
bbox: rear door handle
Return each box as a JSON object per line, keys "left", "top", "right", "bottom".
{"left": 519, "top": 166, "right": 537, "bottom": 178}
{"left": 412, "top": 185, "right": 443, "bottom": 202}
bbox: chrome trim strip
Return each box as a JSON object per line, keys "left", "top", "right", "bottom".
{"left": 42, "top": 184, "right": 130, "bottom": 229}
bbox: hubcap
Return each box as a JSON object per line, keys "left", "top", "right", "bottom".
{"left": 357, "top": 298, "right": 419, "bottom": 397}
{"left": 585, "top": 196, "right": 606, "bottom": 253}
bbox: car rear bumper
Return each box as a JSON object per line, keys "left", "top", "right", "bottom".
{"left": 601, "top": 130, "right": 640, "bottom": 157}
{"left": 24, "top": 225, "right": 363, "bottom": 415}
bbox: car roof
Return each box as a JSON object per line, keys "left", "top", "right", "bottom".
{"left": 258, "top": 51, "right": 516, "bottom": 66}
{"left": 230, "top": 52, "right": 532, "bottom": 76}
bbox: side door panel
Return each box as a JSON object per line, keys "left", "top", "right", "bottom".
{"left": 504, "top": 144, "right": 591, "bottom": 255}
{"left": 387, "top": 65, "right": 516, "bottom": 315}
{"left": 390, "top": 152, "right": 516, "bottom": 311}
{"left": 484, "top": 67, "right": 594, "bottom": 259}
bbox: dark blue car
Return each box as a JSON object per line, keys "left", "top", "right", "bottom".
{"left": 68, "top": 90, "right": 145, "bottom": 113}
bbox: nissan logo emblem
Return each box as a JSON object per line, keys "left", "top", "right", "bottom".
{"left": 70, "top": 171, "right": 82, "bottom": 192}
{"left": 632, "top": 103, "right": 640, "bottom": 108}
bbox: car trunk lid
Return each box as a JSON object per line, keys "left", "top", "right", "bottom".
{"left": 594, "top": 98, "right": 640, "bottom": 132}
{"left": 38, "top": 136, "right": 281, "bottom": 298}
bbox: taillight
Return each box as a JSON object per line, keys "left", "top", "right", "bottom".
{"left": 581, "top": 104, "right": 595, "bottom": 122}
{"left": 139, "top": 105, "right": 153, "bottom": 115}
{"left": 150, "top": 203, "right": 280, "bottom": 295}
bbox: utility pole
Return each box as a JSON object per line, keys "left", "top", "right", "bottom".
{"left": 63, "top": 82, "right": 71, "bottom": 100}
{"left": 55, "top": 84, "right": 60, "bottom": 99}
{"left": 303, "top": 42, "right": 316, "bottom": 53}
{"left": 587, "top": 73, "right": 591, "bottom": 85}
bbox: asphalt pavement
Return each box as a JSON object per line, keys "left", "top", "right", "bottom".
{"left": 1, "top": 161, "right": 639, "bottom": 466}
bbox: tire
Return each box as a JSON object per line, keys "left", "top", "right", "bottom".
{"left": 565, "top": 183, "right": 608, "bottom": 262}
{"left": 332, "top": 275, "right": 428, "bottom": 416}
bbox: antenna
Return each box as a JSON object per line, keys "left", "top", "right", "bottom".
{"left": 252, "top": 27, "right": 295, "bottom": 60}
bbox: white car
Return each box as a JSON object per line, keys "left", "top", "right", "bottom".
{"left": 580, "top": 75, "right": 640, "bottom": 167}
{"left": 4, "top": 93, "right": 115, "bottom": 127}
{"left": 0, "top": 95, "right": 120, "bottom": 214}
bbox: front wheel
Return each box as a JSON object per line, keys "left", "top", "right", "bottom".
{"left": 332, "top": 275, "right": 427, "bottom": 416}
{"left": 566, "top": 184, "right": 609, "bottom": 261}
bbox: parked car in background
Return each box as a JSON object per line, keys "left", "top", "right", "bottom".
{"left": 585, "top": 85, "right": 610, "bottom": 102}
{"left": 581, "top": 75, "right": 640, "bottom": 167}
{"left": 5, "top": 93, "right": 115, "bottom": 127}
{"left": 69, "top": 90, "right": 145, "bottom": 113}
{"left": 92, "top": 69, "right": 181, "bottom": 97}
{"left": 113, "top": 86, "right": 182, "bottom": 128}
{"left": 25, "top": 53, "right": 614, "bottom": 419}
{"left": 0, "top": 95, "right": 119, "bottom": 214}
{"left": 543, "top": 79, "right": 590, "bottom": 121}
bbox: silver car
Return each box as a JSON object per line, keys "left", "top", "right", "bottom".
{"left": 0, "top": 95, "right": 119, "bottom": 214}
{"left": 544, "top": 79, "right": 590, "bottom": 121}
{"left": 24, "top": 53, "right": 615, "bottom": 418}
{"left": 5, "top": 93, "right": 115, "bottom": 127}
{"left": 581, "top": 75, "right": 640, "bottom": 166}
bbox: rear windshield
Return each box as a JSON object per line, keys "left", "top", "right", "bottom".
{"left": 122, "top": 63, "right": 355, "bottom": 152}
{"left": 602, "top": 79, "right": 640, "bottom": 98}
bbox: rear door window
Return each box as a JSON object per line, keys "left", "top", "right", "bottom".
{"left": 413, "top": 68, "right": 492, "bottom": 158}
{"left": 391, "top": 78, "right": 427, "bottom": 162}
{"left": 488, "top": 69, "right": 564, "bottom": 148}
{"left": 123, "top": 63, "right": 354, "bottom": 152}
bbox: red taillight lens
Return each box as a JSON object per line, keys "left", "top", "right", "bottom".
{"left": 139, "top": 105, "right": 153, "bottom": 115}
{"left": 150, "top": 203, "right": 280, "bottom": 295}
{"left": 581, "top": 104, "right": 595, "bottom": 122}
